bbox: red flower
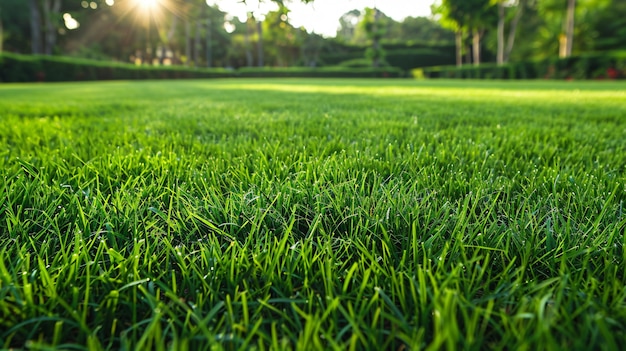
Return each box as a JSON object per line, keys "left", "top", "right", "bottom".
{"left": 607, "top": 67, "right": 619, "bottom": 79}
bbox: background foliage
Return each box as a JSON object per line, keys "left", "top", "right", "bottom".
{"left": 1, "top": 0, "right": 624, "bottom": 72}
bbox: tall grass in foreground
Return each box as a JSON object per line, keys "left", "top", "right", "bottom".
{"left": 0, "top": 79, "right": 625, "bottom": 350}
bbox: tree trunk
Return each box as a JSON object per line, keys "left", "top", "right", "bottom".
{"left": 194, "top": 20, "right": 201, "bottom": 67}
{"left": 504, "top": 0, "right": 525, "bottom": 63}
{"left": 146, "top": 25, "right": 152, "bottom": 65}
{"left": 29, "top": 0, "right": 43, "bottom": 54}
{"left": 372, "top": 8, "right": 381, "bottom": 68}
{"left": 564, "top": 0, "right": 575, "bottom": 57}
{"left": 244, "top": 15, "right": 253, "bottom": 67}
{"left": 472, "top": 29, "right": 481, "bottom": 66}
{"left": 497, "top": 2, "right": 504, "bottom": 65}
{"left": 256, "top": 20, "right": 263, "bottom": 67}
{"left": 42, "top": 0, "right": 61, "bottom": 55}
{"left": 0, "top": 14, "right": 4, "bottom": 54}
{"left": 42, "top": 0, "right": 50, "bottom": 54}
{"left": 455, "top": 29, "right": 462, "bottom": 67}
{"left": 206, "top": 18, "right": 212, "bottom": 67}
{"left": 167, "top": 13, "right": 177, "bottom": 42}
{"left": 185, "top": 20, "right": 191, "bottom": 66}
{"left": 160, "top": 13, "right": 177, "bottom": 65}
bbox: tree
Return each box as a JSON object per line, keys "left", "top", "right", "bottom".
{"left": 563, "top": 0, "right": 575, "bottom": 57}
{"left": 435, "top": 0, "right": 495, "bottom": 66}
{"left": 496, "top": 0, "right": 505, "bottom": 64}
{"left": 27, "top": 0, "right": 64, "bottom": 55}
{"left": 300, "top": 31, "right": 324, "bottom": 67}
{"left": 0, "top": 6, "right": 3, "bottom": 53}
{"left": 0, "top": 0, "right": 44, "bottom": 53}
{"left": 255, "top": 14, "right": 264, "bottom": 67}
{"left": 29, "top": 0, "right": 42, "bottom": 54}
{"left": 433, "top": 0, "right": 472, "bottom": 66}
{"left": 261, "top": 7, "right": 300, "bottom": 66}
{"left": 244, "top": 13, "right": 254, "bottom": 66}
{"left": 584, "top": 0, "right": 626, "bottom": 51}
{"left": 336, "top": 9, "right": 361, "bottom": 42}
{"left": 493, "top": 0, "right": 527, "bottom": 65}
{"left": 528, "top": 0, "right": 579, "bottom": 59}
{"left": 388, "top": 16, "right": 454, "bottom": 44}
{"left": 469, "top": 0, "right": 497, "bottom": 66}
{"left": 42, "top": 0, "right": 61, "bottom": 55}
{"left": 503, "top": 0, "right": 525, "bottom": 62}
{"left": 361, "top": 7, "right": 386, "bottom": 68}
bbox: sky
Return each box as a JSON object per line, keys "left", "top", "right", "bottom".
{"left": 206, "top": 0, "right": 437, "bottom": 37}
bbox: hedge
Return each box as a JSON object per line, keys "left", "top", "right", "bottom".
{"left": 237, "top": 66, "right": 404, "bottom": 78}
{"left": 0, "top": 53, "right": 236, "bottom": 82}
{"left": 319, "top": 41, "right": 455, "bottom": 69}
{"left": 316, "top": 52, "right": 364, "bottom": 66}
{"left": 385, "top": 48, "right": 455, "bottom": 71}
{"left": 422, "top": 52, "right": 626, "bottom": 80}
{"left": 0, "top": 53, "right": 406, "bottom": 82}
{"left": 322, "top": 48, "right": 454, "bottom": 71}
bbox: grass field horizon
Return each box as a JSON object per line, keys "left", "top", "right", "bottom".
{"left": 1, "top": 79, "right": 625, "bottom": 350}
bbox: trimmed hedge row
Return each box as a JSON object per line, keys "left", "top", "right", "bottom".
{"left": 385, "top": 48, "right": 455, "bottom": 71}
{"left": 422, "top": 52, "right": 626, "bottom": 80}
{"left": 318, "top": 41, "right": 455, "bottom": 69}
{"left": 238, "top": 67, "right": 403, "bottom": 78}
{"left": 0, "top": 53, "right": 235, "bottom": 82}
{"left": 0, "top": 53, "right": 403, "bottom": 82}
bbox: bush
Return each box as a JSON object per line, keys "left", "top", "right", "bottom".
{"left": 410, "top": 68, "right": 425, "bottom": 79}
{"left": 422, "top": 51, "right": 626, "bottom": 80}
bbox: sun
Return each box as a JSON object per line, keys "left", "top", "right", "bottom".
{"left": 137, "top": 0, "right": 158, "bottom": 11}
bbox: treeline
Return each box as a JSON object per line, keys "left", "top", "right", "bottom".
{"left": 1, "top": 0, "right": 625, "bottom": 74}
{"left": 433, "top": 0, "right": 626, "bottom": 66}
{"left": 0, "top": 0, "right": 456, "bottom": 70}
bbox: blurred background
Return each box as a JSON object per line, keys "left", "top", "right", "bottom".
{"left": 0, "top": 0, "right": 625, "bottom": 70}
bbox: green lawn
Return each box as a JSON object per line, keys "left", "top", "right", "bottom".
{"left": 1, "top": 79, "right": 625, "bottom": 350}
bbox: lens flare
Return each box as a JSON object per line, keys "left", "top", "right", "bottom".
{"left": 137, "top": 0, "right": 158, "bottom": 11}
